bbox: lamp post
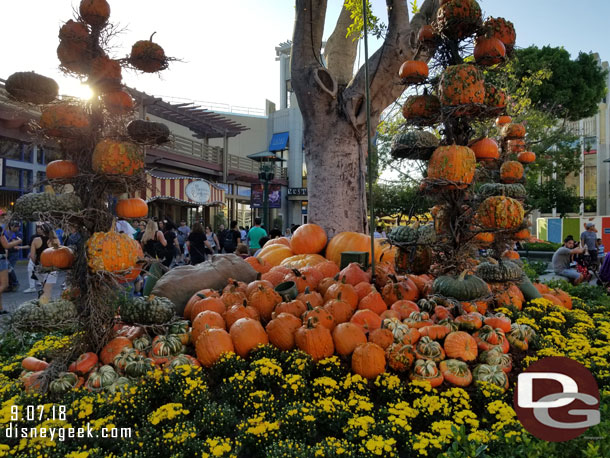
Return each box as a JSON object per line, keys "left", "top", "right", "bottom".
{"left": 248, "top": 151, "right": 283, "bottom": 231}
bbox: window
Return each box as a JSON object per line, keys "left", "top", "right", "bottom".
{"left": 4, "top": 168, "right": 20, "bottom": 189}
{"left": 0, "top": 138, "right": 22, "bottom": 161}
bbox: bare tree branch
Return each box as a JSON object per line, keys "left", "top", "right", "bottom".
{"left": 291, "top": 0, "right": 329, "bottom": 120}
{"left": 324, "top": 1, "right": 359, "bottom": 87}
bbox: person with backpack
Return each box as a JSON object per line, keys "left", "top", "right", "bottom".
{"left": 222, "top": 221, "right": 242, "bottom": 254}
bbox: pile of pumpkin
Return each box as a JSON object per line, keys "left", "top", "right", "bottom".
{"left": 18, "top": 222, "right": 571, "bottom": 394}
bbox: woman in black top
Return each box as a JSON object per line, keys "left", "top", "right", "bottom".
{"left": 160, "top": 219, "right": 179, "bottom": 268}
{"left": 186, "top": 222, "right": 210, "bottom": 265}
{"left": 140, "top": 220, "right": 167, "bottom": 260}
{"left": 29, "top": 223, "right": 59, "bottom": 302}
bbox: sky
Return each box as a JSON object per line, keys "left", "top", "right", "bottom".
{"left": 2, "top": 1, "right": 609, "bottom": 111}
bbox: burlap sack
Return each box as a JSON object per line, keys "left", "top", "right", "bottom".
{"left": 151, "top": 254, "right": 258, "bottom": 316}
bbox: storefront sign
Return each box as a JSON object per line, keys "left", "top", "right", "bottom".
{"left": 288, "top": 187, "right": 307, "bottom": 196}
{"left": 251, "top": 184, "right": 281, "bottom": 208}
{"left": 185, "top": 180, "right": 211, "bottom": 204}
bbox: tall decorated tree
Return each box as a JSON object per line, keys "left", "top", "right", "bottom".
{"left": 7, "top": 0, "right": 175, "bottom": 391}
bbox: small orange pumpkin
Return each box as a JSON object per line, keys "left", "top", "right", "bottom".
{"left": 116, "top": 198, "right": 148, "bottom": 219}
{"left": 398, "top": 60, "right": 429, "bottom": 83}
{"left": 46, "top": 160, "right": 78, "bottom": 179}
{"left": 352, "top": 343, "right": 386, "bottom": 380}
{"left": 470, "top": 138, "right": 499, "bottom": 162}
{"left": 517, "top": 151, "right": 536, "bottom": 164}
{"left": 474, "top": 37, "right": 506, "bottom": 66}
{"left": 500, "top": 161, "right": 524, "bottom": 183}
{"left": 229, "top": 318, "right": 269, "bottom": 358}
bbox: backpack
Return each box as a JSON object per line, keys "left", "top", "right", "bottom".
{"left": 223, "top": 230, "right": 237, "bottom": 253}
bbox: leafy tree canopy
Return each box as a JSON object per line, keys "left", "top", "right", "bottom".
{"left": 512, "top": 46, "right": 607, "bottom": 121}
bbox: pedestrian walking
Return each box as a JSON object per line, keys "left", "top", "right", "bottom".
{"left": 29, "top": 223, "right": 59, "bottom": 302}
{"left": 0, "top": 211, "right": 23, "bottom": 313}
{"left": 186, "top": 222, "right": 210, "bottom": 265}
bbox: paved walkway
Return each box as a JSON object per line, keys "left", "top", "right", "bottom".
{"left": 1, "top": 262, "right": 66, "bottom": 313}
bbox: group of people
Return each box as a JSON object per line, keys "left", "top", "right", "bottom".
{"left": 0, "top": 208, "right": 302, "bottom": 311}
{"left": 552, "top": 222, "right": 605, "bottom": 285}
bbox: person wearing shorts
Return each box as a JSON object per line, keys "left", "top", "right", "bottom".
{"left": 0, "top": 211, "right": 23, "bottom": 313}
{"left": 552, "top": 237, "right": 586, "bottom": 285}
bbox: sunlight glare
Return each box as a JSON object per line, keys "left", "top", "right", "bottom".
{"left": 59, "top": 80, "right": 94, "bottom": 100}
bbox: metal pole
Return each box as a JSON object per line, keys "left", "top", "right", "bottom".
{"left": 263, "top": 176, "right": 270, "bottom": 232}
{"left": 362, "top": 0, "right": 375, "bottom": 277}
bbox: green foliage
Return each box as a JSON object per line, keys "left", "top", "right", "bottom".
{"left": 372, "top": 181, "right": 433, "bottom": 220}
{"left": 522, "top": 241, "right": 561, "bottom": 252}
{"left": 344, "top": 0, "right": 386, "bottom": 40}
{"left": 521, "top": 259, "right": 548, "bottom": 282}
{"left": 525, "top": 179, "right": 581, "bottom": 216}
{"left": 513, "top": 46, "right": 608, "bottom": 121}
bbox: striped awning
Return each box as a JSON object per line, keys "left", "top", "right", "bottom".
{"left": 138, "top": 171, "right": 225, "bottom": 206}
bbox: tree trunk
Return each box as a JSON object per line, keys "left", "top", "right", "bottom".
{"left": 305, "top": 120, "right": 368, "bottom": 235}
{"left": 291, "top": 0, "right": 439, "bottom": 236}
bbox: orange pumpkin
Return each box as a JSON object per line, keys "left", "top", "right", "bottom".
{"left": 382, "top": 277, "right": 419, "bottom": 305}
{"left": 355, "top": 281, "right": 376, "bottom": 301}
{"left": 483, "top": 17, "right": 516, "bottom": 51}
{"left": 67, "top": 352, "right": 98, "bottom": 376}
{"left": 368, "top": 327, "right": 394, "bottom": 350}
{"left": 444, "top": 331, "right": 478, "bottom": 361}
{"left": 102, "top": 90, "right": 134, "bottom": 115}
{"left": 338, "top": 262, "right": 371, "bottom": 286}
{"left": 290, "top": 223, "right": 327, "bottom": 254}
{"left": 390, "top": 300, "right": 419, "bottom": 319}
{"left": 417, "top": 25, "right": 437, "bottom": 43}
{"left": 46, "top": 160, "right": 78, "bottom": 179}
{"left": 225, "top": 303, "right": 258, "bottom": 329}
{"left": 129, "top": 36, "right": 167, "bottom": 73}
{"left": 477, "top": 196, "right": 524, "bottom": 229}
{"left": 542, "top": 291, "right": 566, "bottom": 308}
{"left": 427, "top": 145, "right": 476, "bottom": 189}
{"left": 295, "top": 318, "right": 335, "bottom": 361}
{"left": 409, "top": 359, "right": 443, "bottom": 387}
{"left": 325, "top": 232, "right": 371, "bottom": 266}
{"left": 40, "top": 104, "right": 89, "bottom": 138}
{"left": 500, "top": 161, "right": 524, "bottom": 183}
{"left": 401, "top": 94, "right": 441, "bottom": 125}
{"left": 100, "top": 337, "right": 132, "bottom": 365}
{"left": 315, "top": 260, "right": 341, "bottom": 279}
{"left": 261, "top": 265, "right": 292, "bottom": 286}
{"left": 195, "top": 327, "right": 234, "bottom": 367}
{"left": 495, "top": 115, "right": 512, "bottom": 126}
{"left": 484, "top": 84, "right": 507, "bottom": 114}
{"left": 257, "top": 244, "right": 294, "bottom": 267}
{"left": 302, "top": 302, "right": 335, "bottom": 330}
{"left": 474, "top": 37, "right": 506, "bottom": 66}
{"left": 266, "top": 313, "right": 302, "bottom": 351}
{"left": 245, "top": 256, "right": 271, "bottom": 274}
{"left": 502, "top": 250, "right": 520, "bottom": 260}
{"left": 86, "top": 227, "right": 143, "bottom": 282}
{"left": 398, "top": 60, "right": 429, "bottom": 83}
{"left": 352, "top": 343, "right": 386, "bottom": 380}
{"left": 297, "top": 287, "right": 324, "bottom": 308}
{"left": 325, "top": 282, "right": 359, "bottom": 310}
{"left": 514, "top": 228, "right": 530, "bottom": 240}
{"left": 192, "top": 311, "right": 226, "bottom": 344}
{"left": 358, "top": 291, "right": 387, "bottom": 315}
{"left": 438, "top": 64, "right": 485, "bottom": 113}
{"left": 551, "top": 289, "right": 572, "bottom": 309}
{"left": 246, "top": 280, "right": 274, "bottom": 298}
{"left": 190, "top": 295, "right": 226, "bottom": 318}
{"left": 324, "top": 296, "right": 354, "bottom": 324}
{"left": 79, "top": 0, "right": 110, "bottom": 27}
{"left": 116, "top": 198, "right": 148, "bottom": 219}
{"left": 229, "top": 318, "right": 269, "bottom": 358}
{"left": 184, "top": 289, "right": 220, "bottom": 319}
{"left": 350, "top": 309, "right": 382, "bottom": 334}
{"left": 89, "top": 56, "right": 122, "bottom": 91}
{"left": 501, "top": 123, "right": 526, "bottom": 139}
{"left": 22, "top": 357, "right": 49, "bottom": 372}
{"left": 470, "top": 138, "right": 499, "bottom": 162}
{"left": 534, "top": 283, "right": 551, "bottom": 295}
{"left": 435, "top": 0, "right": 482, "bottom": 39}
{"left": 419, "top": 324, "right": 450, "bottom": 340}
{"left": 507, "top": 139, "right": 526, "bottom": 153}
{"left": 40, "top": 244, "right": 75, "bottom": 269}
{"left": 332, "top": 322, "right": 367, "bottom": 356}
{"left": 92, "top": 140, "right": 144, "bottom": 176}
{"left": 263, "top": 237, "right": 292, "bottom": 248}
{"left": 283, "top": 268, "right": 316, "bottom": 294}
{"left": 248, "top": 284, "right": 282, "bottom": 321}
{"left": 274, "top": 299, "right": 307, "bottom": 318}
{"left": 439, "top": 359, "right": 473, "bottom": 387}
{"left": 517, "top": 151, "right": 536, "bottom": 164}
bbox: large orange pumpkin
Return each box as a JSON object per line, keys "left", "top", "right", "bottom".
{"left": 290, "top": 223, "right": 328, "bottom": 254}
{"left": 332, "top": 322, "right": 367, "bottom": 356}
{"left": 477, "top": 196, "right": 524, "bottom": 229}
{"left": 229, "top": 318, "right": 269, "bottom": 358}
{"left": 116, "top": 198, "right": 148, "bottom": 219}
{"left": 40, "top": 104, "right": 90, "bottom": 138}
{"left": 40, "top": 244, "right": 75, "bottom": 269}
{"left": 470, "top": 138, "right": 499, "bottom": 162}
{"left": 325, "top": 232, "right": 371, "bottom": 266}
{"left": 86, "top": 225, "right": 143, "bottom": 282}
{"left": 129, "top": 37, "right": 167, "bottom": 73}
{"left": 352, "top": 342, "right": 386, "bottom": 380}
{"left": 92, "top": 139, "right": 144, "bottom": 176}
{"left": 295, "top": 319, "right": 335, "bottom": 361}
{"left": 483, "top": 17, "right": 516, "bottom": 51}
{"left": 195, "top": 327, "right": 234, "bottom": 367}
{"left": 474, "top": 37, "right": 506, "bottom": 66}
{"left": 46, "top": 160, "right": 78, "bottom": 179}
{"left": 427, "top": 145, "right": 476, "bottom": 189}
{"left": 500, "top": 161, "right": 524, "bottom": 183}
{"left": 398, "top": 60, "right": 429, "bottom": 83}
{"left": 438, "top": 64, "right": 485, "bottom": 113}
{"left": 266, "top": 313, "right": 302, "bottom": 351}
{"left": 257, "top": 244, "right": 294, "bottom": 267}
{"left": 435, "top": 0, "right": 482, "bottom": 40}
{"left": 401, "top": 94, "right": 440, "bottom": 125}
